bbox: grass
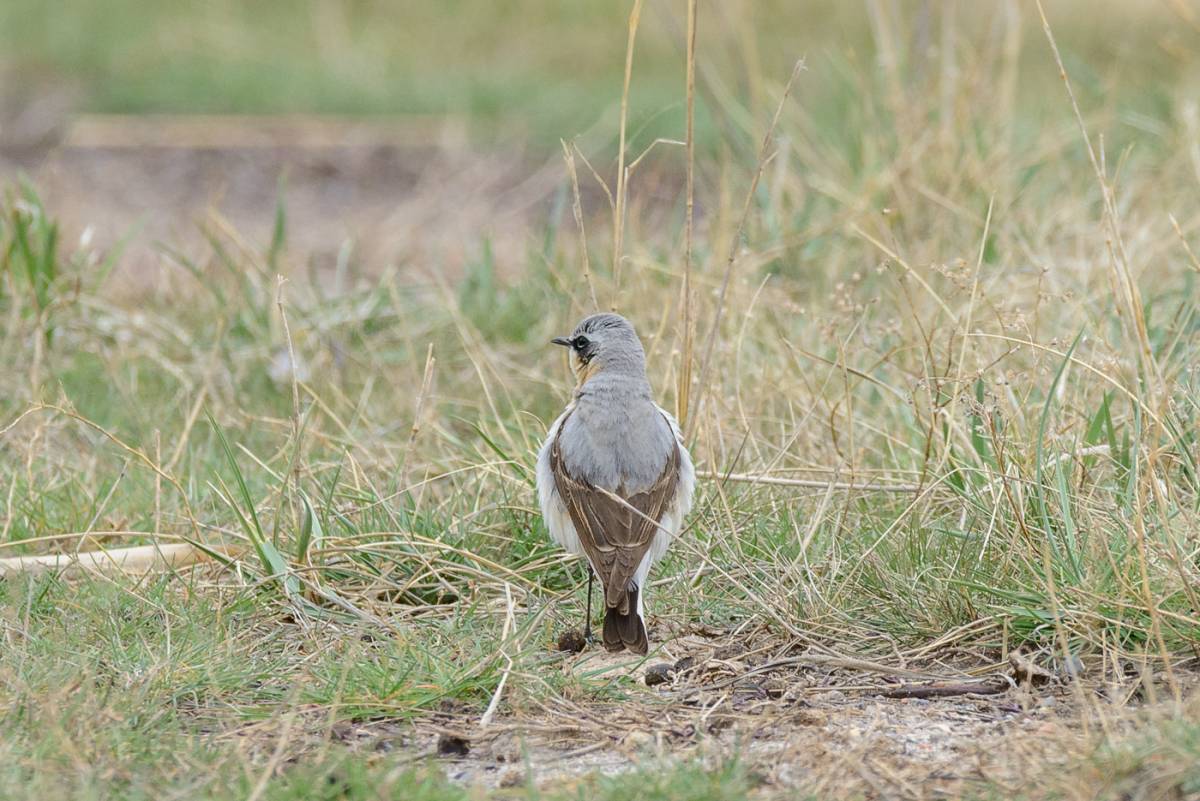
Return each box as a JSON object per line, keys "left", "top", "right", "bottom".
{"left": 3, "top": 0, "right": 1200, "bottom": 798}
{"left": 0, "top": 575, "right": 757, "bottom": 799}
{"left": 0, "top": 0, "right": 1195, "bottom": 152}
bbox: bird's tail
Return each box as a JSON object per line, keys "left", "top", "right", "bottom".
{"left": 602, "top": 585, "right": 648, "bottom": 654}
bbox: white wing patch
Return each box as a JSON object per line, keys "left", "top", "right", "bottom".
{"left": 631, "top": 405, "right": 695, "bottom": 615}
{"left": 536, "top": 409, "right": 585, "bottom": 558}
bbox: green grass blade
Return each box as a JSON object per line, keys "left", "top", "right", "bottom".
{"left": 1034, "top": 329, "right": 1085, "bottom": 582}
{"left": 298, "top": 491, "right": 325, "bottom": 563}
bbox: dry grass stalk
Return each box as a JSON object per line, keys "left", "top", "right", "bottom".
{"left": 275, "top": 275, "right": 304, "bottom": 542}
{"left": 690, "top": 57, "right": 804, "bottom": 438}
{"left": 1034, "top": 1, "right": 1162, "bottom": 398}
{"left": 479, "top": 582, "right": 517, "bottom": 729}
{"left": 701, "top": 470, "right": 921, "bottom": 493}
{"left": 561, "top": 139, "right": 599, "bottom": 310}
{"left": 1168, "top": 213, "right": 1200, "bottom": 273}
{"left": 612, "top": 0, "right": 645, "bottom": 295}
{"left": 676, "top": 0, "right": 698, "bottom": 431}
{"left": 1037, "top": 0, "right": 1178, "bottom": 697}
{"left": 397, "top": 343, "right": 437, "bottom": 492}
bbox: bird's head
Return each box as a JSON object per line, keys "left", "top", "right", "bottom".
{"left": 551, "top": 313, "right": 646, "bottom": 386}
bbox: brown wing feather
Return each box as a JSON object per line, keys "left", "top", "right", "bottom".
{"left": 550, "top": 415, "right": 680, "bottom": 615}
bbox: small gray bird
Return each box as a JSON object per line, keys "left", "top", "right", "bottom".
{"left": 536, "top": 313, "right": 694, "bottom": 654}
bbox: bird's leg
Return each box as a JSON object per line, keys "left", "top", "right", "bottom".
{"left": 583, "top": 565, "right": 596, "bottom": 643}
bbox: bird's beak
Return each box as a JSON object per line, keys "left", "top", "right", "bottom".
{"left": 551, "top": 337, "right": 572, "bottom": 347}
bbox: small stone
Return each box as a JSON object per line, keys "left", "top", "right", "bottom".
{"left": 557, "top": 629, "right": 586, "bottom": 653}
{"left": 436, "top": 734, "right": 470, "bottom": 757}
{"left": 1009, "top": 652, "right": 1056, "bottom": 687}
{"left": 324, "top": 773, "right": 350, "bottom": 794}
{"left": 623, "top": 730, "right": 653, "bottom": 749}
{"left": 1058, "top": 654, "right": 1085, "bottom": 679}
{"left": 497, "top": 767, "right": 525, "bottom": 788}
{"left": 645, "top": 663, "right": 675, "bottom": 686}
{"left": 489, "top": 734, "right": 521, "bottom": 764}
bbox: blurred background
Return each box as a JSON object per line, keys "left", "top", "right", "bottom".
{"left": 1, "top": 0, "right": 1196, "bottom": 283}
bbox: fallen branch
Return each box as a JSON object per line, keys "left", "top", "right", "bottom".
{"left": 692, "top": 653, "right": 952, "bottom": 692}
{"left": 881, "top": 679, "right": 1010, "bottom": 699}
{"left": 0, "top": 543, "right": 225, "bottom": 578}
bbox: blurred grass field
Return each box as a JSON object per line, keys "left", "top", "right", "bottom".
{"left": 3, "top": 1, "right": 1200, "bottom": 799}
{"left": 1, "top": 0, "right": 1194, "bottom": 150}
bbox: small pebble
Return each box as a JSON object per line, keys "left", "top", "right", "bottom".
{"left": 497, "top": 767, "right": 525, "bottom": 788}
{"left": 645, "top": 663, "right": 675, "bottom": 686}
{"left": 673, "top": 655, "right": 697, "bottom": 672}
{"left": 1058, "top": 654, "right": 1085, "bottom": 679}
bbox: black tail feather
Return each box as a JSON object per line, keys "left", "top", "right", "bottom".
{"left": 602, "top": 586, "right": 648, "bottom": 654}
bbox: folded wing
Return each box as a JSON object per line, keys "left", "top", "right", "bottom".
{"left": 549, "top": 416, "right": 680, "bottom": 615}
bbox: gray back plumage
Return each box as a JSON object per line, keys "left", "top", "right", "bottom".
{"left": 558, "top": 314, "right": 675, "bottom": 493}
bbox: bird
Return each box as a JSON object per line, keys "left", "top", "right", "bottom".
{"left": 536, "top": 313, "right": 694, "bottom": 654}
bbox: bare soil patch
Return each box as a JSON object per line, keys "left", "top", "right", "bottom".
{"left": 322, "top": 627, "right": 1187, "bottom": 800}
{"left": 0, "top": 113, "right": 564, "bottom": 284}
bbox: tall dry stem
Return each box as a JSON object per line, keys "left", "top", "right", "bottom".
{"left": 612, "top": 0, "right": 644, "bottom": 297}
{"left": 690, "top": 58, "right": 802, "bottom": 438}
{"left": 677, "top": 0, "right": 698, "bottom": 430}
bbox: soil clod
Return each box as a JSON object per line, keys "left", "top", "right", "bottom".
{"left": 1009, "top": 652, "right": 1057, "bottom": 688}
{"left": 557, "top": 629, "right": 587, "bottom": 653}
{"left": 645, "top": 662, "right": 675, "bottom": 686}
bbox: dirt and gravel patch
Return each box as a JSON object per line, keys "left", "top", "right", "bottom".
{"left": 312, "top": 626, "right": 1187, "bottom": 799}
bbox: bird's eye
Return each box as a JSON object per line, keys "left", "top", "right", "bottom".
{"left": 572, "top": 336, "right": 589, "bottom": 351}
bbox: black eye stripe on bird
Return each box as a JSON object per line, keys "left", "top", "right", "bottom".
{"left": 536, "top": 313, "right": 695, "bottom": 655}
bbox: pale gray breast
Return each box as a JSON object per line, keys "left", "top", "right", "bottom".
{"left": 559, "top": 379, "right": 675, "bottom": 494}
